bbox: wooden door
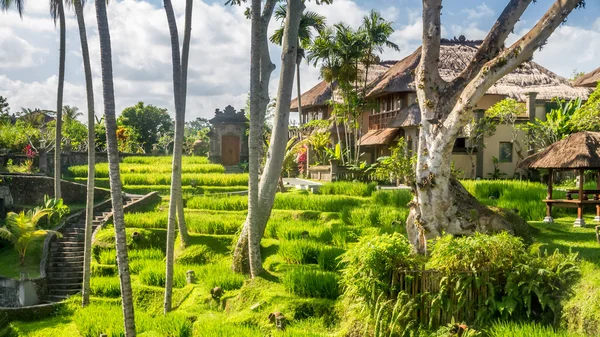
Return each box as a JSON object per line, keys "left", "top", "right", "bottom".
{"left": 221, "top": 135, "right": 240, "bottom": 165}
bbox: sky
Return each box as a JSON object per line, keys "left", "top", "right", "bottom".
{"left": 0, "top": 0, "right": 599, "bottom": 122}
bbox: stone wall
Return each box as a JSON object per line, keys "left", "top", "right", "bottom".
{"left": 0, "top": 174, "right": 110, "bottom": 206}
{"left": 0, "top": 277, "right": 46, "bottom": 308}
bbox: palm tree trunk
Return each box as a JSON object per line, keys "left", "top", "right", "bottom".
{"left": 54, "top": 0, "right": 66, "bottom": 199}
{"left": 95, "top": 0, "right": 136, "bottom": 334}
{"left": 75, "top": 0, "right": 95, "bottom": 307}
{"left": 176, "top": 0, "right": 193, "bottom": 248}
{"left": 296, "top": 49, "right": 303, "bottom": 127}
{"left": 162, "top": 0, "right": 184, "bottom": 314}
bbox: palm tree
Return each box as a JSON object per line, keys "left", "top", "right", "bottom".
{"left": 270, "top": 6, "right": 325, "bottom": 127}
{"left": 50, "top": 0, "right": 66, "bottom": 199}
{"left": 63, "top": 105, "right": 83, "bottom": 122}
{"left": 72, "top": 0, "right": 95, "bottom": 308}
{"left": 0, "top": 0, "right": 23, "bottom": 15}
{"left": 95, "top": 0, "right": 136, "bottom": 334}
{"left": 0, "top": 209, "right": 59, "bottom": 267}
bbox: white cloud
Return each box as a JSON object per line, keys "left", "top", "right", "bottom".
{"left": 461, "top": 3, "right": 494, "bottom": 21}
{"left": 0, "top": 29, "right": 48, "bottom": 68}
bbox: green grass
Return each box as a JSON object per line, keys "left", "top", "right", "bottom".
{"left": 122, "top": 156, "right": 210, "bottom": 164}
{"left": 0, "top": 241, "right": 43, "bottom": 278}
{"left": 319, "top": 181, "right": 377, "bottom": 197}
{"left": 278, "top": 239, "right": 326, "bottom": 265}
{"left": 139, "top": 264, "right": 187, "bottom": 288}
{"left": 90, "top": 276, "right": 122, "bottom": 297}
{"left": 187, "top": 194, "right": 364, "bottom": 212}
{"left": 283, "top": 266, "right": 340, "bottom": 299}
{"left": 67, "top": 163, "right": 225, "bottom": 177}
{"left": 121, "top": 173, "right": 248, "bottom": 186}
{"left": 9, "top": 316, "right": 78, "bottom": 337}
{"left": 371, "top": 189, "right": 412, "bottom": 207}
{"left": 125, "top": 211, "right": 245, "bottom": 234}
{"left": 487, "top": 321, "right": 585, "bottom": 337}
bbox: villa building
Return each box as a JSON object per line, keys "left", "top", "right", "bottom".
{"left": 291, "top": 39, "right": 592, "bottom": 179}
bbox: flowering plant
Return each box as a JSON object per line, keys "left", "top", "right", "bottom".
{"left": 23, "top": 144, "right": 37, "bottom": 172}
{"left": 297, "top": 145, "right": 307, "bottom": 176}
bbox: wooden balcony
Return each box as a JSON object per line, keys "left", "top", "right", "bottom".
{"left": 369, "top": 110, "right": 399, "bottom": 130}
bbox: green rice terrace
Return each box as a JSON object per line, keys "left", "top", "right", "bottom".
{"left": 1, "top": 156, "right": 600, "bottom": 337}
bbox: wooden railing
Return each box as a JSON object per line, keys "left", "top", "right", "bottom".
{"left": 369, "top": 110, "right": 399, "bottom": 130}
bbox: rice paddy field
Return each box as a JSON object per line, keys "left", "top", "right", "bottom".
{"left": 3, "top": 156, "right": 599, "bottom": 336}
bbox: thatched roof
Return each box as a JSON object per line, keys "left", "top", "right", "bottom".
{"left": 360, "top": 128, "right": 401, "bottom": 146}
{"left": 520, "top": 132, "right": 600, "bottom": 169}
{"left": 573, "top": 67, "right": 600, "bottom": 88}
{"left": 389, "top": 103, "right": 421, "bottom": 128}
{"left": 291, "top": 61, "right": 397, "bottom": 111}
{"left": 367, "top": 41, "right": 592, "bottom": 101}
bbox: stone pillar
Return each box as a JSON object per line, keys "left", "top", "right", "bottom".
{"left": 330, "top": 160, "right": 338, "bottom": 182}
{"left": 526, "top": 92, "right": 538, "bottom": 155}
{"left": 38, "top": 140, "right": 48, "bottom": 174}
{"left": 186, "top": 270, "right": 195, "bottom": 284}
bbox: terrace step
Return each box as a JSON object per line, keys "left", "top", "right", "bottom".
{"left": 45, "top": 195, "right": 142, "bottom": 302}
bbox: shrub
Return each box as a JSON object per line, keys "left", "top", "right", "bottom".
{"left": 371, "top": 189, "right": 412, "bottom": 207}
{"left": 90, "top": 276, "right": 121, "bottom": 297}
{"left": 283, "top": 267, "right": 340, "bottom": 299}
{"left": 139, "top": 264, "right": 186, "bottom": 288}
{"left": 278, "top": 240, "right": 325, "bottom": 265}
{"left": 341, "top": 233, "right": 417, "bottom": 303}
{"left": 319, "top": 181, "right": 377, "bottom": 197}
{"left": 175, "top": 245, "right": 212, "bottom": 265}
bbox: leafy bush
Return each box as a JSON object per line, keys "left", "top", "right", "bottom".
{"left": 90, "top": 276, "right": 121, "bottom": 297}
{"left": 319, "top": 181, "right": 377, "bottom": 197}
{"left": 341, "top": 233, "right": 417, "bottom": 303}
{"left": 371, "top": 189, "right": 412, "bottom": 207}
{"left": 175, "top": 245, "right": 212, "bottom": 265}
{"left": 283, "top": 267, "right": 340, "bottom": 299}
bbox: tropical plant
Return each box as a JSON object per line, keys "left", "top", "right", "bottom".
{"left": 307, "top": 131, "right": 331, "bottom": 164}
{"left": 373, "top": 138, "right": 416, "bottom": 185}
{"left": 117, "top": 102, "right": 173, "bottom": 153}
{"left": 39, "top": 195, "right": 70, "bottom": 228}
{"left": 0, "top": 209, "right": 59, "bottom": 266}
{"left": 572, "top": 83, "right": 600, "bottom": 131}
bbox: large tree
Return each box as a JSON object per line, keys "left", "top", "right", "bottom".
{"left": 73, "top": 0, "right": 96, "bottom": 307}
{"left": 230, "top": 0, "right": 311, "bottom": 277}
{"left": 95, "top": 0, "right": 136, "bottom": 334}
{"left": 117, "top": 102, "right": 173, "bottom": 153}
{"left": 51, "top": 0, "right": 66, "bottom": 199}
{"left": 162, "top": 0, "right": 193, "bottom": 314}
{"left": 406, "top": 0, "right": 586, "bottom": 253}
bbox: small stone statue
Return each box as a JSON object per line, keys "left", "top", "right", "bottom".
{"left": 210, "top": 286, "right": 223, "bottom": 300}
{"left": 268, "top": 312, "right": 286, "bottom": 331}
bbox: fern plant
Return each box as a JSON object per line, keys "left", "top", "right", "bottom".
{"left": 0, "top": 208, "right": 61, "bottom": 266}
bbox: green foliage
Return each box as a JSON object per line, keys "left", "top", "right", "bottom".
{"left": 194, "top": 259, "right": 246, "bottom": 290}
{"left": 283, "top": 267, "right": 340, "bottom": 299}
{"left": 90, "top": 264, "right": 117, "bottom": 277}
{"left": 0, "top": 208, "right": 59, "bottom": 266}
{"left": 96, "top": 249, "right": 116, "bottom": 265}
{"left": 68, "top": 163, "right": 225, "bottom": 177}
{"left": 374, "top": 138, "right": 417, "bottom": 185}
{"left": 317, "top": 247, "right": 344, "bottom": 271}
{"left": 125, "top": 211, "right": 244, "bottom": 234}
{"left": 487, "top": 321, "right": 584, "bottom": 337}
{"left": 139, "top": 264, "right": 186, "bottom": 288}
{"left": 563, "top": 262, "right": 600, "bottom": 336}
{"left": 341, "top": 233, "right": 417, "bottom": 303}
{"left": 572, "top": 83, "right": 600, "bottom": 131}
{"left": 0, "top": 120, "right": 40, "bottom": 152}
{"left": 38, "top": 195, "right": 70, "bottom": 229}
{"left": 175, "top": 245, "right": 212, "bottom": 265}
{"left": 319, "top": 181, "right": 377, "bottom": 197}
{"left": 121, "top": 173, "right": 248, "bottom": 186}
{"left": 117, "top": 102, "right": 173, "bottom": 153}
{"left": 371, "top": 189, "right": 412, "bottom": 207}
{"left": 90, "top": 276, "right": 121, "bottom": 297}
{"left": 278, "top": 239, "right": 325, "bottom": 264}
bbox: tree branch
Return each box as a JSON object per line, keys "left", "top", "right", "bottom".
{"left": 448, "top": 0, "right": 533, "bottom": 94}
{"left": 443, "top": 0, "right": 584, "bottom": 134}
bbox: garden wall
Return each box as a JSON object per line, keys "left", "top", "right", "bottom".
{"left": 0, "top": 276, "right": 47, "bottom": 308}
{"left": 0, "top": 174, "right": 110, "bottom": 206}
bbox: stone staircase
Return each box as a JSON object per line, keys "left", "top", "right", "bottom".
{"left": 45, "top": 196, "right": 141, "bottom": 302}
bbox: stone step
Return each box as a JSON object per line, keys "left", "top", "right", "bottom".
{"left": 49, "top": 261, "right": 84, "bottom": 268}
{"left": 48, "top": 283, "right": 82, "bottom": 290}
{"left": 49, "top": 288, "right": 80, "bottom": 295}
{"left": 53, "top": 241, "right": 85, "bottom": 247}
{"left": 48, "top": 295, "right": 70, "bottom": 301}
{"left": 50, "top": 245, "right": 84, "bottom": 252}
{"left": 51, "top": 255, "right": 84, "bottom": 262}
{"left": 48, "top": 265, "right": 83, "bottom": 273}
{"left": 48, "top": 271, "right": 83, "bottom": 279}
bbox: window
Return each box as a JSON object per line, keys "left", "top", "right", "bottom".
{"left": 453, "top": 138, "right": 467, "bottom": 152}
{"left": 499, "top": 142, "right": 513, "bottom": 162}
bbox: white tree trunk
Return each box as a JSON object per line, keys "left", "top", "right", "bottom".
{"left": 54, "top": 0, "right": 66, "bottom": 199}
{"left": 407, "top": 0, "right": 583, "bottom": 251}
{"left": 75, "top": 0, "right": 95, "bottom": 307}
{"left": 95, "top": 0, "right": 136, "bottom": 334}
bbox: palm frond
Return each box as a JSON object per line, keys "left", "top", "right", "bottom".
{"left": 0, "top": 0, "right": 24, "bottom": 16}
{"left": 0, "top": 227, "right": 14, "bottom": 242}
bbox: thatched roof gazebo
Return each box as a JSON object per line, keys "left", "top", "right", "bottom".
{"left": 520, "top": 131, "right": 600, "bottom": 226}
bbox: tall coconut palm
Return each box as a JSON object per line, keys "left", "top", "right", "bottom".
{"left": 63, "top": 105, "right": 84, "bottom": 122}
{"left": 270, "top": 6, "right": 325, "bottom": 127}
{"left": 95, "top": 0, "right": 136, "bottom": 334}
{"left": 0, "top": 0, "right": 24, "bottom": 15}
{"left": 73, "top": 0, "right": 95, "bottom": 308}
{"left": 50, "top": 0, "right": 66, "bottom": 199}
{"left": 163, "top": 0, "right": 193, "bottom": 314}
